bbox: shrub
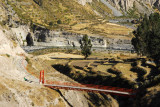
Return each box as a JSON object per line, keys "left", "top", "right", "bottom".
{"left": 57, "top": 19, "right": 62, "bottom": 24}
{"left": 143, "top": 74, "right": 160, "bottom": 88}
{"left": 25, "top": 57, "right": 30, "bottom": 63}
{"left": 49, "top": 22, "right": 53, "bottom": 26}
{"left": 108, "top": 67, "right": 122, "bottom": 75}
{"left": 89, "top": 67, "right": 97, "bottom": 74}
{"left": 74, "top": 65, "right": 84, "bottom": 70}
{"left": 130, "top": 66, "right": 147, "bottom": 76}
{"left": 141, "top": 59, "right": 147, "bottom": 66}
{"left": 66, "top": 49, "right": 73, "bottom": 53}
{"left": 6, "top": 54, "right": 10, "bottom": 57}
{"left": 131, "top": 61, "right": 138, "bottom": 67}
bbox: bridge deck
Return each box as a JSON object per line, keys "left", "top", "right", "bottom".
{"left": 44, "top": 83, "right": 136, "bottom": 97}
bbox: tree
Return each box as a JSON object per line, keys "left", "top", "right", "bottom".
{"left": 132, "top": 13, "right": 160, "bottom": 66}
{"left": 49, "top": 22, "right": 53, "bottom": 26}
{"left": 26, "top": 33, "right": 34, "bottom": 46}
{"left": 79, "top": 35, "right": 92, "bottom": 59}
{"left": 57, "top": 19, "right": 62, "bottom": 24}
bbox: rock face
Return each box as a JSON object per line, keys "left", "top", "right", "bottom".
{"left": 77, "top": 0, "right": 92, "bottom": 5}
{"left": 106, "top": 0, "right": 160, "bottom": 12}
{"left": 9, "top": 24, "right": 132, "bottom": 51}
{"left": 32, "top": 28, "right": 133, "bottom": 51}
{"left": 77, "top": 0, "right": 160, "bottom": 15}
{"left": 0, "top": 0, "right": 133, "bottom": 51}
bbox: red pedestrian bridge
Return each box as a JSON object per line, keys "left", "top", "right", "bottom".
{"left": 40, "top": 70, "right": 137, "bottom": 97}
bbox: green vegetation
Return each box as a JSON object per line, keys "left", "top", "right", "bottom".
{"left": 79, "top": 35, "right": 92, "bottom": 59}
{"left": 1, "top": 0, "right": 133, "bottom": 38}
{"left": 26, "top": 33, "right": 34, "bottom": 46}
{"left": 25, "top": 57, "right": 30, "bottom": 63}
{"left": 52, "top": 63, "right": 136, "bottom": 89}
{"left": 57, "top": 19, "right": 62, "bottom": 24}
{"left": 127, "top": 2, "right": 139, "bottom": 19}
{"left": 132, "top": 13, "right": 160, "bottom": 66}
{"left": 6, "top": 54, "right": 10, "bottom": 57}
{"left": 29, "top": 47, "right": 81, "bottom": 56}
{"left": 5, "top": 0, "right": 111, "bottom": 30}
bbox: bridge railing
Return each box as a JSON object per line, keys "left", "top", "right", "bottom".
{"left": 40, "top": 70, "right": 137, "bottom": 97}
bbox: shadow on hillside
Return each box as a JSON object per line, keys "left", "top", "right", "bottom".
{"left": 52, "top": 64, "right": 135, "bottom": 89}
{"left": 50, "top": 57, "right": 103, "bottom": 60}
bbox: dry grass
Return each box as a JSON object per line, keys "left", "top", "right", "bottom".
{"left": 96, "top": 64, "right": 112, "bottom": 71}
{"left": 95, "top": 64, "right": 116, "bottom": 77}
{"left": 69, "top": 22, "right": 133, "bottom": 39}
{"left": 114, "top": 63, "right": 137, "bottom": 81}
{"left": 5, "top": 0, "right": 133, "bottom": 39}
{"left": 92, "top": 23, "right": 133, "bottom": 36}
{"left": 0, "top": 75, "right": 66, "bottom": 106}
{"left": 71, "top": 60, "right": 93, "bottom": 68}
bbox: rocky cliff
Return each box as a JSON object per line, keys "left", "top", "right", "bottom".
{"left": 77, "top": 0, "right": 160, "bottom": 15}
{"left": 0, "top": 0, "right": 133, "bottom": 52}
{"left": 11, "top": 24, "right": 132, "bottom": 51}
{"left": 32, "top": 28, "right": 133, "bottom": 50}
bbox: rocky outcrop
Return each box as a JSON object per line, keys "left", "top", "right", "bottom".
{"left": 77, "top": 0, "right": 160, "bottom": 15}
{"left": 106, "top": 0, "right": 160, "bottom": 12}
{"left": 77, "top": 0, "right": 92, "bottom": 5}
{"left": 102, "top": 0, "right": 160, "bottom": 14}
{"left": 32, "top": 29, "right": 133, "bottom": 51}
{"left": 0, "top": 0, "right": 133, "bottom": 51}
{"left": 8, "top": 23, "right": 132, "bottom": 51}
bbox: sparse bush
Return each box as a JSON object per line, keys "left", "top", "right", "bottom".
{"left": 104, "top": 58, "right": 108, "bottom": 60}
{"left": 141, "top": 59, "right": 147, "bottom": 66}
{"left": 117, "top": 56, "right": 120, "bottom": 59}
{"left": 143, "top": 74, "right": 160, "bottom": 88}
{"left": 108, "top": 67, "right": 122, "bottom": 75}
{"left": 49, "top": 21, "right": 53, "bottom": 26}
{"left": 108, "top": 58, "right": 116, "bottom": 63}
{"left": 130, "top": 66, "right": 147, "bottom": 76}
{"left": 88, "top": 67, "right": 97, "bottom": 74}
{"left": 66, "top": 49, "right": 73, "bottom": 54}
{"left": 131, "top": 61, "right": 138, "bottom": 67}
{"left": 31, "top": 102, "right": 34, "bottom": 106}
{"left": 74, "top": 65, "right": 84, "bottom": 70}
{"left": 6, "top": 54, "right": 10, "bottom": 57}
{"left": 25, "top": 57, "right": 30, "bottom": 63}
{"left": 57, "top": 19, "right": 62, "bottom": 24}
{"left": 52, "top": 64, "right": 72, "bottom": 74}
{"left": 2, "top": 20, "right": 7, "bottom": 25}
{"left": 76, "top": 71, "right": 80, "bottom": 73}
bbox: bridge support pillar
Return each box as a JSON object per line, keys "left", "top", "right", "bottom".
{"left": 40, "top": 70, "right": 44, "bottom": 84}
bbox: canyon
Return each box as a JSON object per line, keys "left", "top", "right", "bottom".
{"left": 0, "top": 0, "right": 160, "bottom": 107}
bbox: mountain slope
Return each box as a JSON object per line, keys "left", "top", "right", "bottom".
{"left": 4, "top": 0, "right": 112, "bottom": 28}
